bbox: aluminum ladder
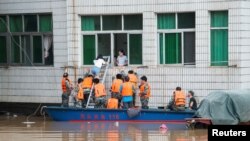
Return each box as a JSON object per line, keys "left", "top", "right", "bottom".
{"left": 85, "top": 56, "right": 110, "bottom": 108}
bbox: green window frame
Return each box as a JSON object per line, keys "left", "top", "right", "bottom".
{"left": 0, "top": 14, "right": 53, "bottom": 66}
{"left": 158, "top": 12, "right": 195, "bottom": 65}
{"left": 81, "top": 14, "right": 143, "bottom": 66}
{"left": 210, "top": 11, "right": 228, "bottom": 66}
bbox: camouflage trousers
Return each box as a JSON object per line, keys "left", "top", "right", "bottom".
{"left": 140, "top": 97, "right": 149, "bottom": 109}
{"left": 62, "top": 93, "right": 70, "bottom": 107}
{"left": 95, "top": 96, "right": 106, "bottom": 108}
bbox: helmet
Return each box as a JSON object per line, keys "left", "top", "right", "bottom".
{"left": 63, "top": 72, "right": 68, "bottom": 77}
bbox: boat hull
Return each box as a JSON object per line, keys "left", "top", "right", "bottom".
{"left": 45, "top": 106, "right": 195, "bottom": 122}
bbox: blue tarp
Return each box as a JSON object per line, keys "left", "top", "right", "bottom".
{"left": 195, "top": 90, "right": 250, "bottom": 125}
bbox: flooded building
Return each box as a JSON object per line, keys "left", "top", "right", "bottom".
{"left": 0, "top": 0, "right": 250, "bottom": 108}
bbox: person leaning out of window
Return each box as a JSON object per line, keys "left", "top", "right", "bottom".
{"left": 116, "top": 50, "right": 128, "bottom": 67}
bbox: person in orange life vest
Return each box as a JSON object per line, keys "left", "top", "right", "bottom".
{"left": 139, "top": 76, "right": 151, "bottom": 109}
{"left": 82, "top": 73, "right": 94, "bottom": 108}
{"left": 167, "top": 87, "right": 186, "bottom": 111}
{"left": 110, "top": 73, "right": 123, "bottom": 108}
{"left": 74, "top": 78, "right": 84, "bottom": 107}
{"left": 120, "top": 76, "right": 136, "bottom": 109}
{"left": 93, "top": 77, "right": 107, "bottom": 108}
{"left": 71, "top": 78, "right": 83, "bottom": 107}
{"left": 107, "top": 94, "right": 118, "bottom": 109}
{"left": 61, "top": 72, "right": 73, "bottom": 107}
{"left": 128, "top": 70, "right": 138, "bottom": 107}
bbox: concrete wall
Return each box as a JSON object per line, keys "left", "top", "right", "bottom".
{"left": 0, "top": 0, "right": 249, "bottom": 107}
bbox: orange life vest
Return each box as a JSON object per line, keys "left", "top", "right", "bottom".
{"left": 111, "top": 79, "right": 123, "bottom": 93}
{"left": 139, "top": 83, "right": 151, "bottom": 98}
{"left": 82, "top": 77, "right": 93, "bottom": 89}
{"left": 107, "top": 98, "right": 118, "bottom": 109}
{"left": 95, "top": 83, "right": 106, "bottom": 98}
{"left": 128, "top": 74, "right": 137, "bottom": 86}
{"left": 77, "top": 84, "right": 84, "bottom": 100}
{"left": 174, "top": 91, "right": 186, "bottom": 106}
{"left": 61, "top": 77, "right": 71, "bottom": 93}
{"left": 121, "top": 82, "right": 133, "bottom": 96}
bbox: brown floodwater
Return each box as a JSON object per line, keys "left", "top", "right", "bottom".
{"left": 0, "top": 115, "right": 208, "bottom": 141}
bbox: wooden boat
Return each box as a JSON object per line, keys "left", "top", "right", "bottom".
{"left": 44, "top": 106, "right": 195, "bottom": 122}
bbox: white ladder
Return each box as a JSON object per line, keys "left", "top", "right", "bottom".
{"left": 85, "top": 56, "right": 110, "bottom": 108}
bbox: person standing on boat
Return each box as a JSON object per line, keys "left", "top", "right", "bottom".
{"left": 110, "top": 73, "right": 123, "bottom": 108}
{"left": 61, "top": 72, "right": 73, "bottom": 107}
{"left": 93, "top": 77, "right": 107, "bottom": 108}
{"left": 167, "top": 87, "right": 186, "bottom": 111}
{"left": 82, "top": 73, "right": 94, "bottom": 108}
{"left": 120, "top": 76, "right": 136, "bottom": 109}
{"left": 128, "top": 70, "right": 138, "bottom": 107}
{"left": 107, "top": 94, "right": 118, "bottom": 109}
{"left": 75, "top": 78, "right": 84, "bottom": 107}
{"left": 139, "top": 76, "right": 151, "bottom": 109}
{"left": 188, "top": 90, "right": 197, "bottom": 110}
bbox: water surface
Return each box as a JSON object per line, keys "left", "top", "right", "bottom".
{"left": 0, "top": 115, "right": 207, "bottom": 141}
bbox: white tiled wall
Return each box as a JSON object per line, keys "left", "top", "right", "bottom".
{"left": 0, "top": 0, "right": 249, "bottom": 107}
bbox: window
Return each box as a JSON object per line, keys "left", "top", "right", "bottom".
{"left": 81, "top": 16, "right": 100, "bottom": 31}
{"left": 0, "top": 36, "right": 7, "bottom": 63}
{"left": 210, "top": 11, "right": 228, "bottom": 66}
{"left": 81, "top": 14, "right": 143, "bottom": 65}
{"left": 124, "top": 15, "right": 143, "bottom": 30}
{"left": 103, "top": 15, "right": 121, "bottom": 30}
{"left": 0, "top": 16, "right": 7, "bottom": 32}
{"left": 158, "top": 12, "right": 195, "bottom": 65}
{"left": 0, "top": 14, "right": 53, "bottom": 66}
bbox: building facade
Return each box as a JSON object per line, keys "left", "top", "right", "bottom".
{"left": 0, "top": 0, "right": 250, "bottom": 107}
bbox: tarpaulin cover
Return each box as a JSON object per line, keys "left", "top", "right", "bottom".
{"left": 195, "top": 90, "right": 250, "bottom": 125}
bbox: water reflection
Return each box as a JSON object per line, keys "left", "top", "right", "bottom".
{"left": 0, "top": 116, "right": 207, "bottom": 141}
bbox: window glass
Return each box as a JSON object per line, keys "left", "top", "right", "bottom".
{"left": 39, "top": 15, "right": 52, "bottom": 32}
{"left": 81, "top": 16, "right": 100, "bottom": 31}
{"left": 33, "top": 36, "right": 43, "bottom": 63}
{"left": 178, "top": 13, "right": 195, "bottom": 29}
{"left": 0, "top": 16, "right": 7, "bottom": 32}
{"left": 129, "top": 34, "right": 142, "bottom": 64}
{"left": 9, "top": 15, "right": 23, "bottom": 32}
{"left": 98, "top": 34, "right": 111, "bottom": 57}
{"left": 124, "top": 15, "right": 142, "bottom": 30}
{"left": 24, "top": 15, "right": 37, "bottom": 32}
{"left": 184, "top": 32, "right": 195, "bottom": 65}
{"left": 83, "top": 35, "right": 95, "bottom": 65}
{"left": 157, "top": 14, "right": 175, "bottom": 29}
{"left": 0, "top": 36, "right": 7, "bottom": 63}
{"left": 211, "top": 11, "right": 228, "bottom": 27}
{"left": 165, "top": 33, "right": 181, "bottom": 64}
{"left": 11, "top": 36, "right": 21, "bottom": 63}
{"left": 211, "top": 29, "right": 228, "bottom": 66}
{"left": 103, "top": 15, "right": 121, "bottom": 30}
